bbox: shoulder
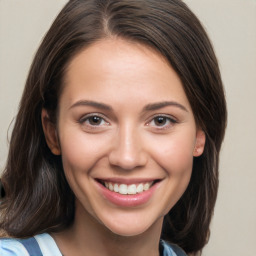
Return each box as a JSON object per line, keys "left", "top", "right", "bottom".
{"left": 34, "top": 233, "right": 62, "bottom": 255}
{"left": 0, "top": 238, "right": 29, "bottom": 256}
{"left": 0, "top": 233, "right": 62, "bottom": 256}
{"left": 161, "top": 240, "right": 188, "bottom": 256}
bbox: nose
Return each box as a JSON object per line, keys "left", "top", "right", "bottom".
{"left": 108, "top": 124, "right": 148, "bottom": 170}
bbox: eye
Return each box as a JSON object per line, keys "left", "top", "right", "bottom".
{"left": 86, "top": 116, "right": 105, "bottom": 126}
{"left": 79, "top": 114, "right": 110, "bottom": 128}
{"left": 147, "top": 115, "right": 177, "bottom": 129}
{"left": 152, "top": 116, "right": 169, "bottom": 126}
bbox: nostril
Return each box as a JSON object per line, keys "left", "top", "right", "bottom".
{"left": 108, "top": 128, "right": 148, "bottom": 169}
{"left": 108, "top": 146, "right": 148, "bottom": 170}
{"left": 109, "top": 156, "right": 145, "bottom": 170}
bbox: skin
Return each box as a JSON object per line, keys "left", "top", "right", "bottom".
{"left": 42, "top": 38, "right": 205, "bottom": 256}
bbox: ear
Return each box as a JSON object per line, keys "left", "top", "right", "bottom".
{"left": 41, "top": 109, "right": 61, "bottom": 155}
{"left": 193, "top": 129, "right": 206, "bottom": 157}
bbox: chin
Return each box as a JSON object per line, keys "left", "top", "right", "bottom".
{"left": 100, "top": 213, "right": 163, "bottom": 237}
{"left": 108, "top": 225, "right": 148, "bottom": 237}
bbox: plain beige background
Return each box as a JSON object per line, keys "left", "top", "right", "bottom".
{"left": 0, "top": 1, "right": 255, "bottom": 255}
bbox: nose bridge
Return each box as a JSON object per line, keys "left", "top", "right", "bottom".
{"left": 109, "top": 121, "right": 147, "bottom": 170}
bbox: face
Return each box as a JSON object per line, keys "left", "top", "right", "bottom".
{"left": 42, "top": 38, "right": 205, "bottom": 237}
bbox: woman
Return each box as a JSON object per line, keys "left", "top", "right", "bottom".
{"left": 0, "top": 0, "right": 227, "bottom": 255}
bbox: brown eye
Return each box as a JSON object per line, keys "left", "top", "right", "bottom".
{"left": 88, "top": 116, "right": 103, "bottom": 125}
{"left": 147, "top": 115, "right": 177, "bottom": 130}
{"left": 79, "top": 114, "right": 109, "bottom": 127}
{"left": 153, "top": 116, "right": 168, "bottom": 126}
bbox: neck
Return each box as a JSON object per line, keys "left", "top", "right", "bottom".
{"left": 53, "top": 201, "right": 164, "bottom": 256}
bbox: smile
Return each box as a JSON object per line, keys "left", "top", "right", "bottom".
{"left": 103, "top": 181, "right": 154, "bottom": 195}
{"left": 95, "top": 179, "right": 161, "bottom": 207}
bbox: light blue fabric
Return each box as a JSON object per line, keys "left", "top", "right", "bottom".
{"left": 161, "top": 240, "right": 187, "bottom": 256}
{"left": 0, "top": 233, "right": 62, "bottom": 256}
{"left": 0, "top": 233, "right": 187, "bottom": 256}
{"left": 18, "top": 237, "right": 43, "bottom": 255}
{"left": 0, "top": 238, "right": 29, "bottom": 256}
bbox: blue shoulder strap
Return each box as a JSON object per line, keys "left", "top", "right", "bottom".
{"left": 19, "top": 237, "right": 43, "bottom": 256}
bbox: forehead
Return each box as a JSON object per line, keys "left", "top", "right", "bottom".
{"left": 61, "top": 38, "right": 191, "bottom": 111}
{"left": 65, "top": 38, "right": 170, "bottom": 80}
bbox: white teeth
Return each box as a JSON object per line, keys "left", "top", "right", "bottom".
{"left": 114, "top": 184, "right": 119, "bottom": 193}
{"left": 127, "top": 184, "right": 136, "bottom": 195}
{"left": 119, "top": 184, "right": 128, "bottom": 195}
{"left": 143, "top": 183, "right": 150, "bottom": 191}
{"left": 109, "top": 183, "right": 114, "bottom": 191}
{"left": 104, "top": 182, "right": 153, "bottom": 195}
{"left": 136, "top": 183, "right": 144, "bottom": 193}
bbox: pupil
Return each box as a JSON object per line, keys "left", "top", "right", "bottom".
{"left": 155, "top": 117, "right": 166, "bottom": 126}
{"left": 90, "top": 116, "right": 101, "bottom": 125}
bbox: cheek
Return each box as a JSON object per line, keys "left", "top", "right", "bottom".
{"left": 150, "top": 132, "right": 196, "bottom": 176}
{"left": 155, "top": 134, "right": 196, "bottom": 214}
{"left": 58, "top": 131, "right": 110, "bottom": 209}
{"left": 59, "top": 129, "right": 110, "bottom": 175}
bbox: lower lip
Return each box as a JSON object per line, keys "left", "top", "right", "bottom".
{"left": 96, "top": 181, "right": 159, "bottom": 207}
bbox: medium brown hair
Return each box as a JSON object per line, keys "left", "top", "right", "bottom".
{"left": 0, "top": 0, "right": 227, "bottom": 254}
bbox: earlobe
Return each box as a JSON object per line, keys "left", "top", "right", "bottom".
{"left": 193, "top": 129, "right": 206, "bottom": 157}
{"left": 41, "top": 109, "right": 61, "bottom": 155}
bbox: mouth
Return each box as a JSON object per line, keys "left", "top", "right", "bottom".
{"left": 95, "top": 178, "right": 162, "bottom": 207}
{"left": 96, "top": 179, "right": 160, "bottom": 195}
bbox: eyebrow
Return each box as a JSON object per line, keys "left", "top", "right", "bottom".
{"left": 69, "top": 100, "right": 188, "bottom": 112}
{"left": 142, "top": 101, "right": 188, "bottom": 112}
{"left": 69, "top": 100, "right": 113, "bottom": 111}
